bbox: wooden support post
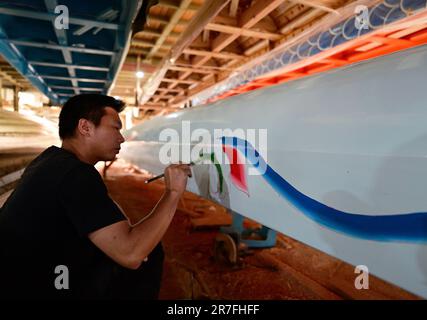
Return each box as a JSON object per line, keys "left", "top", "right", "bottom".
{"left": 13, "top": 85, "right": 19, "bottom": 112}
{"left": 0, "top": 79, "right": 3, "bottom": 109}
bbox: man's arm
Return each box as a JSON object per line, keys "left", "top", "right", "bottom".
{"left": 88, "top": 164, "right": 191, "bottom": 269}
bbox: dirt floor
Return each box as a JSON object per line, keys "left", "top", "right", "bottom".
{"left": 102, "top": 159, "right": 419, "bottom": 300}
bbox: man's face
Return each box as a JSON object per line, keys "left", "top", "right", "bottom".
{"left": 90, "top": 107, "right": 125, "bottom": 161}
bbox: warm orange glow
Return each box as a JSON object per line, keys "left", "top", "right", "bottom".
{"left": 208, "top": 16, "right": 427, "bottom": 104}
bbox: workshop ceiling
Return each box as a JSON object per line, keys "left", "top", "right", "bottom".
{"left": 110, "top": 0, "right": 352, "bottom": 116}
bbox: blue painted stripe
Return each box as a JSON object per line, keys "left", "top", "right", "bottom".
{"left": 221, "top": 137, "right": 427, "bottom": 243}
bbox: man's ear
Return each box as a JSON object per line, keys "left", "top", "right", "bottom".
{"left": 77, "top": 118, "right": 95, "bottom": 137}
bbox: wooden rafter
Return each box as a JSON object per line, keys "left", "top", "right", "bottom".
{"left": 113, "top": 0, "right": 385, "bottom": 116}
{"left": 289, "top": 0, "right": 339, "bottom": 14}
{"left": 135, "top": 0, "right": 231, "bottom": 106}
{"left": 157, "top": 0, "right": 199, "bottom": 11}
{"left": 239, "top": 0, "right": 286, "bottom": 29}
{"left": 156, "top": 87, "right": 184, "bottom": 93}
{"left": 229, "top": 0, "right": 239, "bottom": 18}
{"left": 144, "top": 0, "right": 195, "bottom": 61}
{"left": 168, "top": 65, "right": 219, "bottom": 74}
{"left": 162, "top": 78, "right": 197, "bottom": 84}
{"left": 0, "top": 67, "right": 21, "bottom": 87}
{"left": 202, "top": 29, "right": 210, "bottom": 43}
{"left": 152, "top": 94, "right": 176, "bottom": 99}
{"left": 138, "top": 29, "right": 181, "bottom": 39}
{"left": 244, "top": 39, "right": 269, "bottom": 56}
{"left": 205, "top": 22, "right": 282, "bottom": 41}
{"left": 177, "top": 0, "right": 285, "bottom": 87}
{"left": 280, "top": 8, "right": 325, "bottom": 34}
{"left": 211, "top": 0, "right": 285, "bottom": 53}
{"left": 147, "top": 15, "right": 171, "bottom": 25}
{"left": 183, "top": 48, "right": 243, "bottom": 60}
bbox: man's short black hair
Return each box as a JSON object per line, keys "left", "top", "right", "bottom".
{"left": 59, "top": 94, "right": 125, "bottom": 140}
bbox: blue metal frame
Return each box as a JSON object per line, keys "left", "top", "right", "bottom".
{"left": 0, "top": 0, "right": 142, "bottom": 104}
{"left": 0, "top": 25, "right": 58, "bottom": 101}
{"left": 0, "top": 7, "right": 120, "bottom": 30}
{"left": 221, "top": 211, "right": 277, "bottom": 248}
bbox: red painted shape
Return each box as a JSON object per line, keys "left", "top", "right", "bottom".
{"left": 222, "top": 145, "right": 249, "bottom": 196}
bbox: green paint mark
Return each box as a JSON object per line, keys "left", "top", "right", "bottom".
{"left": 195, "top": 151, "right": 224, "bottom": 194}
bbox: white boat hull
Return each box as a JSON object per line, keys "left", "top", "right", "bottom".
{"left": 121, "top": 45, "right": 427, "bottom": 298}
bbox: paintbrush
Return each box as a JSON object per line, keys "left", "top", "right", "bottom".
{"left": 144, "top": 162, "right": 196, "bottom": 184}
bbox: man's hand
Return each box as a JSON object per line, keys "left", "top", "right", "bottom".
{"left": 164, "top": 163, "right": 192, "bottom": 196}
{"left": 89, "top": 163, "right": 193, "bottom": 270}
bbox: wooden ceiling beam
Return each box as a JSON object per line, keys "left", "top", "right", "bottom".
{"left": 137, "top": 28, "right": 162, "bottom": 37}
{"left": 152, "top": 94, "right": 176, "bottom": 99}
{"left": 229, "top": 0, "right": 239, "bottom": 18}
{"left": 239, "top": 0, "right": 287, "bottom": 30}
{"left": 205, "top": 22, "right": 282, "bottom": 41}
{"left": 111, "top": 83, "right": 135, "bottom": 88}
{"left": 148, "top": 14, "right": 191, "bottom": 28}
{"left": 128, "top": 48, "right": 151, "bottom": 55}
{"left": 243, "top": 39, "right": 269, "bottom": 56}
{"left": 137, "top": 29, "right": 181, "bottom": 39}
{"left": 167, "top": 87, "right": 188, "bottom": 104}
{"left": 138, "top": 0, "right": 230, "bottom": 105}
{"left": 145, "top": 0, "right": 196, "bottom": 61}
{"left": 0, "top": 68, "right": 20, "bottom": 87}
{"left": 213, "top": 14, "right": 237, "bottom": 26}
{"left": 142, "top": 103, "right": 167, "bottom": 109}
{"left": 254, "top": 16, "right": 278, "bottom": 33}
{"left": 181, "top": 0, "right": 285, "bottom": 81}
{"left": 180, "top": 57, "right": 240, "bottom": 96}
{"left": 280, "top": 8, "right": 324, "bottom": 34}
{"left": 210, "top": 0, "right": 285, "bottom": 56}
{"left": 173, "top": 0, "right": 366, "bottom": 107}
{"left": 168, "top": 65, "right": 218, "bottom": 74}
{"left": 157, "top": 0, "right": 199, "bottom": 12}
{"left": 157, "top": 0, "right": 180, "bottom": 9}
{"left": 162, "top": 78, "right": 197, "bottom": 84}
{"left": 169, "top": 0, "right": 284, "bottom": 87}
{"left": 202, "top": 29, "right": 210, "bottom": 43}
{"left": 184, "top": 48, "right": 243, "bottom": 60}
{"left": 147, "top": 15, "right": 170, "bottom": 25}
{"left": 289, "top": 0, "right": 339, "bottom": 14}
{"left": 175, "top": 63, "right": 232, "bottom": 72}
{"left": 156, "top": 87, "right": 184, "bottom": 93}
{"left": 131, "top": 39, "right": 157, "bottom": 48}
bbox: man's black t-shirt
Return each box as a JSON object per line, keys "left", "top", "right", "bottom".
{"left": 0, "top": 146, "right": 126, "bottom": 299}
